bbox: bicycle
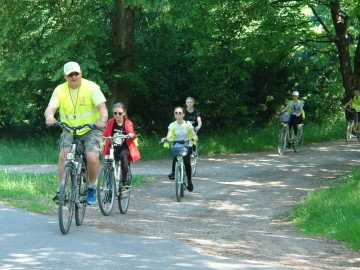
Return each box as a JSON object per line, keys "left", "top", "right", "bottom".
{"left": 345, "top": 108, "right": 360, "bottom": 142}
{"left": 97, "top": 134, "right": 131, "bottom": 215}
{"left": 278, "top": 113, "right": 304, "bottom": 155}
{"left": 162, "top": 139, "right": 190, "bottom": 202}
{"left": 53, "top": 122, "right": 96, "bottom": 235}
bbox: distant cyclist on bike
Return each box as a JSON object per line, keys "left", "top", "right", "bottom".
{"left": 344, "top": 90, "right": 360, "bottom": 133}
{"left": 103, "top": 102, "right": 140, "bottom": 187}
{"left": 162, "top": 107, "right": 198, "bottom": 191}
{"left": 44, "top": 61, "right": 108, "bottom": 205}
{"left": 281, "top": 91, "right": 304, "bottom": 141}
{"left": 184, "top": 97, "right": 202, "bottom": 156}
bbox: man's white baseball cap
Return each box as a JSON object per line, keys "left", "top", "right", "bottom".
{"left": 64, "top": 61, "right": 81, "bottom": 75}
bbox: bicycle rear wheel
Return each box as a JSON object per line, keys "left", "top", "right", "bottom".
{"left": 277, "top": 128, "right": 287, "bottom": 155}
{"left": 175, "top": 163, "right": 182, "bottom": 202}
{"left": 118, "top": 163, "right": 131, "bottom": 214}
{"left": 191, "top": 155, "right": 197, "bottom": 176}
{"left": 345, "top": 121, "right": 353, "bottom": 142}
{"left": 97, "top": 163, "right": 115, "bottom": 216}
{"left": 293, "top": 125, "right": 304, "bottom": 152}
{"left": 180, "top": 171, "right": 186, "bottom": 198}
{"left": 59, "top": 166, "right": 75, "bottom": 235}
{"left": 75, "top": 170, "right": 88, "bottom": 226}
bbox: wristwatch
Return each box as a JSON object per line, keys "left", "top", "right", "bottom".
{"left": 100, "top": 119, "right": 107, "bottom": 123}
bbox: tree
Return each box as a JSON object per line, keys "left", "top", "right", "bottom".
{"left": 109, "top": 0, "right": 136, "bottom": 108}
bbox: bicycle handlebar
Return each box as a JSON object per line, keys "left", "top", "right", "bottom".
{"left": 53, "top": 121, "right": 97, "bottom": 131}
{"left": 160, "top": 139, "right": 191, "bottom": 144}
{"left": 345, "top": 108, "right": 356, "bottom": 113}
{"left": 103, "top": 134, "right": 130, "bottom": 139}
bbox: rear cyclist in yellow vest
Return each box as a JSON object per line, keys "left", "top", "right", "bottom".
{"left": 281, "top": 91, "right": 304, "bottom": 141}
{"left": 161, "top": 107, "right": 198, "bottom": 191}
{"left": 344, "top": 90, "right": 360, "bottom": 133}
{"left": 44, "top": 62, "right": 108, "bottom": 205}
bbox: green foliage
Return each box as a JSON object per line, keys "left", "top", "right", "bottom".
{"left": 0, "top": 0, "right": 356, "bottom": 134}
{"left": 291, "top": 168, "right": 360, "bottom": 250}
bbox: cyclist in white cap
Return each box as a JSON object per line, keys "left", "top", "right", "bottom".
{"left": 44, "top": 61, "right": 108, "bottom": 205}
{"left": 281, "top": 91, "right": 304, "bottom": 140}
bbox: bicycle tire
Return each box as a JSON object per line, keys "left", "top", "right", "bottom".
{"left": 59, "top": 166, "right": 75, "bottom": 235}
{"left": 175, "top": 163, "right": 182, "bottom": 202}
{"left": 75, "top": 169, "right": 88, "bottom": 226}
{"left": 277, "top": 128, "right": 287, "bottom": 155}
{"left": 345, "top": 121, "right": 353, "bottom": 142}
{"left": 293, "top": 125, "right": 304, "bottom": 152}
{"left": 191, "top": 156, "right": 197, "bottom": 176}
{"left": 180, "top": 167, "right": 185, "bottom": 198}
{"left": 118, "top": 163, "right": 131, "bottom": 214}
{"left": 97, "top": 163, "right": 115, "bottom": 216}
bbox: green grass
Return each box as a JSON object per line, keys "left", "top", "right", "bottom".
{"left": 0, "top": 136, "right": 59, "bottom": 164}
{"left": 0, "top": 171, "right": 58, "bottom": 213}
{"left": 290, "top": 168, "right": 360, "bottom": 250}
{"left": 0, "top": 170, "right": 154, "bottom": 214}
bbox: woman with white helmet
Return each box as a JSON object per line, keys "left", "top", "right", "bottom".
{"left": 281, "top": 91, "right": 304, "bottom": 140}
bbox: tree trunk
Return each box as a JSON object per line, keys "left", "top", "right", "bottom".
{"left": 110, "top": 0, "right": 135, "bottom": 109}
{"left": 330, "top": 1, "right": 359, "bottom": 101}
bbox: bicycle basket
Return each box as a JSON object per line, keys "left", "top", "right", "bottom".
{"left": 76, "top": 140, "right": 85, "bottom": 156}
{"left": 345, "top": 109, "right": 356, "bottom": 121}
{"left": 279, "top": 112, "right": 290, "bottom": 123}
{"left": 170, "top": 143, "right": 188, "bottom": 157}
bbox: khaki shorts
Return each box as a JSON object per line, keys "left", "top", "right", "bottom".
{"left": 60, "top": 129, "right": 103, "bottom": 154}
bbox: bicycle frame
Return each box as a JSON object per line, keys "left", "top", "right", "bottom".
{"left": 278, "top": 121, "right": 304, "bottom": 155}
{"left": 102, "top": 134, "right": 130, "bottom": 185}
{"left": 54, "top": 122, "right": 95, "bottom": 234}
{"left": 165, "top": 139, "right": 190, "bottom": 202}
{"left": 98, "top": 134, "right": 131, "bottom": 215}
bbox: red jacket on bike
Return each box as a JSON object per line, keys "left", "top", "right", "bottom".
{"left": 103, "top": 118, "right": 140, "bottom": 162}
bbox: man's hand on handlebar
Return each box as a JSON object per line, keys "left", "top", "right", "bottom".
{"left": 95, "top": 120, "right": 106, "bottom": 129}
{"left": 45, "top": 116, "right": 57, "bottom": 126}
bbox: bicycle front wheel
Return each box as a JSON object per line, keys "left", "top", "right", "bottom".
{"left": 277, "top": 128, "right": 287, "bottom": 155}
{"left": 293, "top": 126, "right": 304, "bottom": 152}
{"left": 97, "top": 163, "right": 115, "bottom": 216}
{"left": 75, "top": 170, "right": 88, "bottom": 226}
{"left": 345, "top": 121, "right": 353, "bottom": 142}
{"left": 175, "top": 163, "right": 182, "bottom": 202}
{"left": 59, "top": 166, "right": 76, "bottom": 235}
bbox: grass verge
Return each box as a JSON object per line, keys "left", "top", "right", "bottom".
{"left": 0, "top": 171, "right": 154, "bottom": 214}
{"left": 290, "top": 168, "right": 360, "bottom": 250}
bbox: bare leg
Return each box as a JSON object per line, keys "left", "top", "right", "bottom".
{"left": 86, "top": 152, "right": 100, "bottom": 184}
{"left": 57, "top": 149, "right": 69, "bottom": 185}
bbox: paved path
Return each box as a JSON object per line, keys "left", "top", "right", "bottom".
{"left": 0, "top": 204, "right": 288, "bottom": 270}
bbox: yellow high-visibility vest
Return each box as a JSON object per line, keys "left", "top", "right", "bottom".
{"left": 58, "top": 79, "right": 100, "bottom": 135}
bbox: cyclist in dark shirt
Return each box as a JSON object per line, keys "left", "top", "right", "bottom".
{"left": 184, "top": 97, "right": 202, "bottom": 155}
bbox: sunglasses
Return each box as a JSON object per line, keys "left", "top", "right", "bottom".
{"left": 67, "top": 72, "right": 80, "bottom": 78}
{"left": 113, "top": 112, "right": 123, "bottom": 116}
{"left": 174, "top": 111, "right": 183, "bottom": 115}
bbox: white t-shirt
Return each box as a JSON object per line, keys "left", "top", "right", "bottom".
{"left": 168, "top": 121, "right": 194, "bottom": 146}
